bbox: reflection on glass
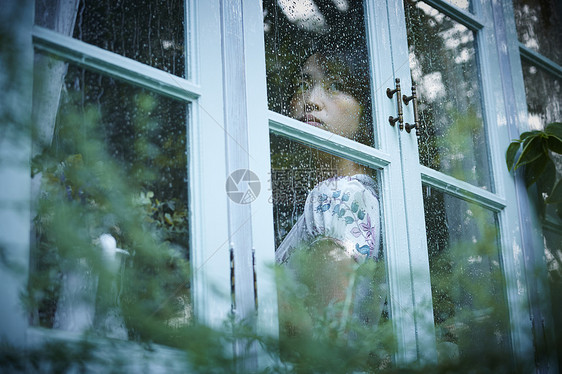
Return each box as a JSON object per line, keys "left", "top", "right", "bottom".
{"left": 35, "top": 0, "right": 186, "bottom": 77}
{"left": 404, "top": 0, "right": 492, "bottom": 190}
{"left": 444, "top": 0, "right": 472, "bottom": 12}
{"left": 30, "top": 55, "right": 190, "bottom": 346}
{"left": 520, "top": 61, "right": 562, "bottom": 219}
{"left": 264, "top": 0, "right": 374, "bottom": 146}
{"left": 270, "top": 134, "right": 391, "bottom": 369}
{"left": 544, "top": 228, "right": 562, "bottom": 285}
{"left": 423, "top": 186, "right": 511, "bottom": 364}
{"left": 513, "top": 0, "right": 562, "bottom": 66}
{"left": 521, "top": 60, "right": 562, "bottom": 129}
{"left": 544, "top": 227, "right": 562, "bottom": 372}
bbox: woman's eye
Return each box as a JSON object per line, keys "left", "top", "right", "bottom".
{"left": 295, "top": 80, "right": 311, "bottom": 93}
{"left": 327, "top": 81, "right": 343, "bottom": 92}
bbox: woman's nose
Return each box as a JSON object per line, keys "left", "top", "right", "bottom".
{"left": 304, "top": 84, "right": 324, "bottom": 112}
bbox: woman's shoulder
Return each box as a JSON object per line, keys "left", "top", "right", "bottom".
{"left": 311, "top": 174, "right": 378, "bottom": 199}
{"left": 277, "top": 174, "right": 381, "bottom": 263}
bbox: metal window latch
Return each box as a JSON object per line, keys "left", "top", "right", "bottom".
{"left": 403, "top": 83, "right": 420, "bottom": 134}
{"left": 387, "top": 78, "right": 403, "bottom": 129}
{"left": 252, "top": 249, "right": 258, "bottom": 310}
{"left": 230, "top": 245, "right": 236, "bottom": 313}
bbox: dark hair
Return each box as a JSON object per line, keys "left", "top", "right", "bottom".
{"left": 293, "top": 48, "right": 374, "bottom": 145}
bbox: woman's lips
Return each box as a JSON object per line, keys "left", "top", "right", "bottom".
{"left": 301, "top": 114, "right": 325, "bottom": 129}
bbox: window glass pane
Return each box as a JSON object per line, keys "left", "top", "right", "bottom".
{"left": 270, "top": 133, "right": 392, "bottom": 370}
{"left": 423, "top": 186, "right": 511, "bottom": 364}
{"left": 30, "top": 54, "right": 190, "bottom": 346}
{"left": 520, "top": 61, "right": 562, "bottom": 219}
{"left": 512, "top": 0, "right": 562, "bottom": 66}
{"left": 521, "top": 61, "right": 562, "bottom": 129}
{"left": 263, "top": 0, "right": 374, "bottom": 146}
{"left": 443, "top": 0, "right": 472, "bottom": 13}
{"left": 544, "top": 226, "right": 562, "bottom": 371}
{"left": 404, "top": 1, "right": 492, "bottom": 190}
{"left": 35, "top": 0, "right": 186, "bottom": 77}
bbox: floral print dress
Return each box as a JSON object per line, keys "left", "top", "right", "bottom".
{"left": 275, "top": 174, "right": 386, "bottom": 331}
{"left": 275, "top": 174, "right": 381, "bottom": 264}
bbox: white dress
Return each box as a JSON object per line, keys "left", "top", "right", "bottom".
{"left": 275, "top": 174, "right": 381, "bottom": 264}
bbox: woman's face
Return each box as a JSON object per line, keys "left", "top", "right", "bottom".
{"left": 289, "top": 54, "right": 362, "bottom": 138}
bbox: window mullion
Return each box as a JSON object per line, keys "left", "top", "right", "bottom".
{"left": 0, "top": 0, "right": 34, "bottom": 346}
{"left": 218, "top": 0, "right": 259, "bottom": 369}
{"left": 519, "top": 43, "right": 562, "bottom": 80}
{"left": 422, "top": 0, "right": 484, "bottom": 30}
{"left": 190, "top": 0, "right": 232, "bottom": 328}
{"left": 420, "top": 167, "right": 507, "bottom": 212}
{"left": 241, "top": 0, "right": 279, "bottom": 356}
{"left": 32, "top": 26, "right": 201, "bottom": 101}
{"left": 269, "top": 111, "right": 392, "bottom": 169}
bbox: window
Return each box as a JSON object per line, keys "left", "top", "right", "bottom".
{"left": 261, "top": 0, "right": 523, "bottom": 367}
{"left": 511, "top": 0, "right": 562, "bottom": 220}
{"left": 0, "top": 0, "right": 558, "bottom": 371}
{"left": 511, "top": 0, "right": 562, "bottom": 369}
{"left": 31, "top": 58, "right": 191, "bottom": 339}
{"left": 2, "top": 0, "right": 232, "bottom": 370}
{"left": 31, "top": 0, "right": 193, "bottom": 342}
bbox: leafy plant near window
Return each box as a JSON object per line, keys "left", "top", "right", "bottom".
{"left": 506, "top": 122, "right": 562, "bottom": 219}
{"left": 506, "top": 123, "right": 562, "bottom": 370}
{"left": 11, "top": 98, "right": 529, "bottom": 372}
{"left": 27, "top": 83, "right": 192, "bottom": 346}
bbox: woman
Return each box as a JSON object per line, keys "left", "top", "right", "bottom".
{"left": 276, "top": 49, "right": 382, "bottom": 267}
{"left": 275, "top": 50, "right": 386, "bottom": 340}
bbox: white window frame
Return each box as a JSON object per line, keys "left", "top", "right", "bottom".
{"left": 0, "top": 0, "right": 238, "bottom": 369}
{"left": 0, "top": 0, "right": 557, "bottom": 371}
{"left": 244, "top": 0, "right": 553, "bottom": 368}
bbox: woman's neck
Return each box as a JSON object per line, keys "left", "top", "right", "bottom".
{"left": 336, "top": 158, "right": 366, "bottom": 177}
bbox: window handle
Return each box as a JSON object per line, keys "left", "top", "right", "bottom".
{"left": 252, "top": 249, "right": 258, "bottom": 310}
{"left": 387, "top": 78, "right": 403, "bottom": 129}
{"left": 230, "top": 246, "right": 236, "bottom": 313}
{"left": 403, "top": 83, "right": 420, "bottom": 134}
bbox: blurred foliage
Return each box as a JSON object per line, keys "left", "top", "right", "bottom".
{"left": 424, "top": 189, "right": 512, "bottom": 366}
{"left": 0, "top": 2, "right": 554, "bottom": 373}
{"left": 506, "top": 122, "right": 562, "bottom": 219}
{"left": 276, "top": 240, "right": 394, "bottom": 373}
{"left": 506, "top": 122, "right": 562, "bottom": 371}
{"left": 430, "top": 108, "right": 487, "bottom": 186}
{"left": 0, "top": 108, "right": 536, "bottom": 369}
{"left": 11, "top": 94, "right": 532, "bottom": 372}
{"left": 28, "top": 97, "right": 191, "bottom": 342}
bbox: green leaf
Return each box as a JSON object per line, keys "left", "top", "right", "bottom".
{"left": 514, "top": 135, "right": 547, "bottom": 170}
{"left": 545, "top": 122, "right": 562, "bottom": 139}
{"left": 546, "top": 179, "right": 562, "bottom": 204}
{"left": 547, "top": 135, "right": 562, "bottom": 154}
{"left": 524, "top": 163, "right": 537, "bottom": 188}
{"left": 519, "top": 130, "right": 541, "bottom": 142}
{"left": 537, "top": 158, "right": 557, "bottom": 192}
{"left": 506, "top": 141, "right": 521, "bottom": 171}
{"left": 524, "top": 154, "right": 549, "bottom": 187}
